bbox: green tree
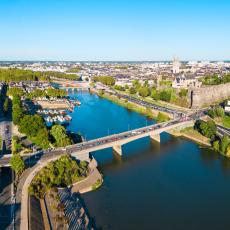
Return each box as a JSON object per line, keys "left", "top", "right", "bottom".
{"left": 215, "top": 107, "right": 225, "bottom": 117}
{"left": 220, "top": 134, "right": 229, "bottom": 155}
{"left": 129, "top": 87, "right": 136, "bottom": 94}
{"left": 93, "top": 76, "right": 115, "bottom": 86}
{"left": 19, "top": 115, "right": 46, "bottom": 137}
{"left": 151, "top": 88, "right": 159, "bottom": 100}
{"left": 50, "top": 125, "right": 72, "bottom": 147}
{"left": 3, "top": 98, "right": 9, "bottom": 115}
{"left": 138, "top": 87, "right": 150, "bottom": 97}
{"left": 179, "top": 88, "right": 188, "bottom": 97}
{"left": 31, "top": 128, "right": 50, "bottom": 149}
{"left": 10, "top": 154, "right": 25, "bottom": 176}
{"left": 194, "top": 120, "right": 216, "bottom": 139}
{"left": 159, "top": 90, "right": 172, "bottom": 102}
{"left": 156, "top": 112, "right": 170, "bottom": 123}
{"left": 7, "top": 87, "right": 24, "bottom": 97}
{"left": 213, "top": 140, "right": 220, "bottom": 152}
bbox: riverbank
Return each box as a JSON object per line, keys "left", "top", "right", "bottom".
{"left": 167, "top": 126, "right": 211, "bottom": 147}
{"left": 92, "top": 89, "right": 170, "bottom": 121}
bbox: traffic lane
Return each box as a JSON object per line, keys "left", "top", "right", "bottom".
{"left": 0, "top": 167, "right": 13, "bottom": 229}
{"left": 0, "top": 118, "right": 192, "bottom": 165}
{"left": 67, "top": 120, "right": 184, "bottom": 152}
{"left": 111, "top": 91, "right": 179, "bottom": 114}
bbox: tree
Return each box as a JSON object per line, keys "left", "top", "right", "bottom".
{"left": 220, "top": 134, "right": 229, "bottom": 155}
{"left": 179, "top": 88, "right": 188, "bottom": 97}
{"left": 32, "top": 128, "right": 50, "bottom": 149}
{"left": 50, "top": 125, "right": 72, "bottom": 147}
{"left": 151, "top": 88, "right": 159, "bottom": 100}
{"left": 129, "top": 87, "right": 136, "bottom": 94}
{"left": 195, "top": 120, "right": 216, "bottom": 139}
{"left": 93, "top": 76, "right": 115, "bottom": 86}
{"left": 225, "top": 144, "right": 230, "bottom": 157}
{"left": 7, "top": 87, "right": 24, "bottom": 97}
{"left": 159, "top": 90, "right": 171, "bottom": 102}
{"left": 215, "top": 107, "right": 225, "bottom": 117}
{"left": 207, "top": 107, "right": 225, "bottom": 118}
{"left": 138, "top": 87, "right": 150, "bottom": 97}
{"left": 19, "top": 115, "right": 46, "bottom": 137}
{"left": 114, "top": 85, "right": 125, "bottom": 91}
{"left": 3, "top": 98, "right": 9, "bottom": 115}
{"left": 213, "top": 140, "right": 220, "bottom": 152}
{"left": 156, "top": 112, "right": 170, "bottom": 123}
{"left": 10, "top": 154, "right": 25, "bottom": 176}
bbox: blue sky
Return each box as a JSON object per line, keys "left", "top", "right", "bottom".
{"left": 0, "top": 0, "right": 230, "bottom": 61}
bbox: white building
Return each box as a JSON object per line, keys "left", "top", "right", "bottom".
{"left": 172, "top": 74, "right": 202, "bottom": 89}
{"left": 225, "top": 101, "right": 230, "bottom": 113}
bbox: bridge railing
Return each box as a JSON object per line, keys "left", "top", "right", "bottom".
{"left": 66, "top": 118, "right": 185, "bottom": 150}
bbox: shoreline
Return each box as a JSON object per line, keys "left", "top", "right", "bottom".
{"left": 90, "top": 88, "right": 171, "bottom": 120}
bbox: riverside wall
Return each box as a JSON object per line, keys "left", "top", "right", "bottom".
{"left": 188, "top": 82, "right": 230, "bottom": 108}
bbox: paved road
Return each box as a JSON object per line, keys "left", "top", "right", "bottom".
{"left": 0, "top": 167, "right": 14, "bottom": 230}
{"left": 0, "top": 120, "right": 12, "bottom": 155}
{"left": 217, "top": 125, "right": 230, "bottom": 138}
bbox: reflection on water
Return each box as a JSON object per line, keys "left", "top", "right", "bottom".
{"left": 68, "top": 92, "right": 230, "bottom": 230}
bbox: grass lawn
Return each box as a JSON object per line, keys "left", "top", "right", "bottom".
{"left": 180, "top": 127, "right": 210, "bottom": 145}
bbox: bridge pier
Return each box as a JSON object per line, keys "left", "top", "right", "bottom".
{"left": 150, "top": 133, "right": 161, "bottom": 142}
{"left": 113, "top": 145, "right": 122, "bottom": 156}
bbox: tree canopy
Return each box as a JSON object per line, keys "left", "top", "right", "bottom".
{"left": 50, "top": 125, "right": 72, "bottom": 147}
{"left": 28, "top": 154, "right": 88, "bottom": 198}
{"left": 93, "top": 76, "right": 115, "bottom": 86}
{"left": 10, "top": 154, "right": 25, "bottom": 176}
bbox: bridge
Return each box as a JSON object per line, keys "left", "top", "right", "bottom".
{"left": 66, "top": 117, "right": 194, "bottom": 160}
{"left": 58, "top": 81, "right": 90, "bottom": 92}
{"left": 0, "top": 116, "right": 196, "bottom": 168}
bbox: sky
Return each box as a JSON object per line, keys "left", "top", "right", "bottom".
{"left": 0, "top": 0, "right": 230, "bottom": 61}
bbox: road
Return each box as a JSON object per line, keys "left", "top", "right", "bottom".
{"left": 217, "top": 125, "right": 230, "bottom": 138}
{"left": 0, "top": 85, "right": 14, "bottom": 229}
{"left": 0, "top": 167, "right": 14, "bottom": 230}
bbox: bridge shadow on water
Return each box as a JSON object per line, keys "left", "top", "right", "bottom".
{"left": 93, "top": 133, "right": 182, "bottom": 173}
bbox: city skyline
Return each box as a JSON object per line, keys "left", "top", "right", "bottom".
{"left": 0, "top": 0, "right": 230, "bottom": 61}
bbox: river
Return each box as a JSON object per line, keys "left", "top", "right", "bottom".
{"left": 67, "top": 91, "right": 230, "bottom": 230}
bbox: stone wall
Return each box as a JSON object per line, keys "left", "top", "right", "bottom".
{"left": 188, "top": 82, "right": 230, "bottom": 108}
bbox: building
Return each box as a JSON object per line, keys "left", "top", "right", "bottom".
{"left": 172, "top": 57, "right": 181, "bottom": 74}
{"left": 225, "top": 101, "right": 230, "bottom": 113}
{"left": 172, "top": 74, "right": 202, "bottom": 89}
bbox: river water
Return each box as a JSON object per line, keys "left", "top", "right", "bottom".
{"left": 67, "top": 91, "right": 230, "bottom": 230}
